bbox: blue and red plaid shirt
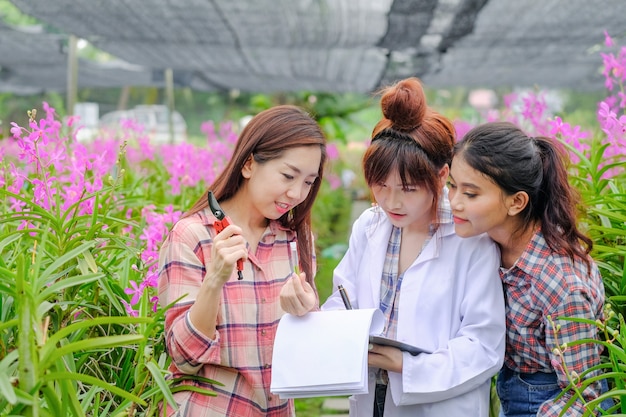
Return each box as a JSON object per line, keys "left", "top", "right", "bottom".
{"left": 158, "top": 208, "right": 311, "bottom": 417}
{"left": 500, "top": 229, "right": 606, "bottom": 416}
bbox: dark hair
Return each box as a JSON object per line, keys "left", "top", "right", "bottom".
{"left": 184, "top": 105, "right": 327, "bottom": 283}
{"left": 363, "top": 77, "right": 455, "bottom": 221}
{"left": 454, "top": 121, "right": 593, "bottom": 263}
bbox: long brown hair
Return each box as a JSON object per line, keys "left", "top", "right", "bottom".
{"left": 184, "top": 105, "right": 327, "bottom": 283}
{"left": 363, "top": 77, "right": 455, "bottom": 222}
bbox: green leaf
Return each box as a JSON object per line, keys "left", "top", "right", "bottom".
{"left": 43, "top": 316, "right": 151, "bottom": 354}
{"left": 83, "top": 250, "right": 99, "bottom": 273}
{"left": 40, "top": 383, "right": 64, "bottom": 416}
{"left": 0, "top": 232, "right": 21, "bottom": 256}
{"left": 79, "top": 385, "right": 103, "bottom": 414}
{"left": 145, "top": 360, "right": 178, "bottom": 409}
{"left": 0, "top": 318, "right": 18, "bottom": 333}
{"left": 15, "top": 254, "right": 38, "bottom": 394}
{"left": 36, "top": 301, "right": 55, "bottom": 318}
{"left": 38, "top": 272, "right": 104, "bottom": 301}
{"left": 0, "top": 369, "right": 17, "bottom": 405}
{"left": 40, "top": 335, "right": 145, "bottom": 370}
{"left": 36, "top": 240, "right": 96, "bottom": 287}
{"left": 42, "top": 371, "right": 146, "bottom": 407}
{"left": 76, "top": 256, "right": 90, "bottom": 275}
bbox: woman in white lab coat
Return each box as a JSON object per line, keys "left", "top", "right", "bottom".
{"left": 285, "top": 77, "right": 505, "bottom": 417}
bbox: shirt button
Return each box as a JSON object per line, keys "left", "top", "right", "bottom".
{"left": 264, "top": 363, "right": 271, "bottom": 369}
{"left": 261, "top": 330, "right": 267, "bottom": 336}
{"left": 261, "top": 298, "right": 266, "bottom": 303}
{"left": 267, "top": 395, "right": 273, "bottom": 402}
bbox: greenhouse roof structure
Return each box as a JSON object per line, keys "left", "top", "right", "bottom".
{"left": 2, "top": 0, "right": 625, "bottom": 94}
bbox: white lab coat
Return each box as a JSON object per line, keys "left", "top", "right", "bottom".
{"left": 322, "top": 207, "right": 505, "bottom": 417}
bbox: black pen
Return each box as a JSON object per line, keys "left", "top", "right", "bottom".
{"left": 337, "top": 285, "right": 353, "bottom": 310}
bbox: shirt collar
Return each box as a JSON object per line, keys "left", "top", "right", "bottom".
{"left": 500, "top": 228, "right": 546, "bottom": 277}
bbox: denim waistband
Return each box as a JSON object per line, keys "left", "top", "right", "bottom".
{"left": 501, "top": 365, "right": 557, "bottom": 381}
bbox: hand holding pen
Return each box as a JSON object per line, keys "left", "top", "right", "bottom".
{"left": 279, "top": 241, "right": 317, "bottom": 316}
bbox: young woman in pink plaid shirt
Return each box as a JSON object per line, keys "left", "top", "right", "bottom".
{"left": 448, "top": 122, "right": 611, "bottom": 417}
{"left": 158, "top": 105, "right": 327, "bottom": 416}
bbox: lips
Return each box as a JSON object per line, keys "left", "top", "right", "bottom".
{"left": 387, "top": 211, "right": 406, "bottom": 221}
{"left": 452, "top": 216, "right": 468, "bottom": 224}
{"left": 275, "top": 202, "right": 290, "bottom": 215}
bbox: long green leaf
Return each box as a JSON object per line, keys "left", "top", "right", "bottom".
{"left": 589, "top": 208, "right": 626, "bottom": 222}
{"left": 38, "top": 272, "right": 104, "bottom": 301}
{"left": 36, "top": 240, "right": 96, "bottom": 287}
{"left": 43, "top": 316, "right": 152, "bottom": 357}
{"left": 96, "top": 275, "right": 127, "bottom": 314}
{"left": 40, "top": 384, "right": 63, "bottom": 416}
{"left": 3, "top": 386, "right": 36, "bottom": 408}
{"left": 82, "top": 250, "right": 98, "bottom": 273}
{"left": 0, "top": 371, "right": 17, "bottom": 405}
{"left": 0, "top": 318, "right": 18, "bottom": 333}
{"left": 41, "top": 335, "right": 145, "bottom": 369}
{"left": 79, "top": 385, "right": 103, "bottom": 414}
{"left": 57, "top": 372, "right": 87, "bottom": 417}
{"left": 0, "top": 232, "right": 21, "bottom": 254}
{"left": 15, "top": 254, "right": 38, "bottom": 399}
{"left": 42, "top": 371, "right": 146, "bottom": 406}
{"left": 145, "top": 360, "right": 177, "bottom": 409}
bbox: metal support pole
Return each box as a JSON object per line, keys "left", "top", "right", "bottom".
{"left": 66, "top": 35, "right": 78, "bottom": 117}
{"left": 165, "top": 68, "right": 175, "bottom": 144}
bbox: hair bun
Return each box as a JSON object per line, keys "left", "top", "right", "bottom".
{"left": 380, "top": 77, "right": 427, "bottom": 132}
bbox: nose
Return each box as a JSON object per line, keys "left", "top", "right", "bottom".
{"left": 387, "top": 188, "right": 403, "bottom": 210}
{"left": 448, "top": 189, "right": 462, "bottom": 211}
{"left": 286, "top": 182, "right": 307, "bottom": 201}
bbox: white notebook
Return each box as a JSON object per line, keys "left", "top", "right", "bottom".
{"left": 271, "top": 308, "right": 384, "bottom": 398}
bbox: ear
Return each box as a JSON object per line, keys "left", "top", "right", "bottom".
{"left": 241, "top": 155, "right": 254, "bottom": 179}
{"left": 506, "top": 191, "right": 530, "bottom": 216}
{"left": 438, "top": 164, "right": 450, "bottom": 187}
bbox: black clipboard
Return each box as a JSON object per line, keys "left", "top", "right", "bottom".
{"left": 369, "top": 336, "right": 431, "bottom": 356}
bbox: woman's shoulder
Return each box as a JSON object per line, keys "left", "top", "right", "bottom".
{"left": 355, "top": 204, "right": 385, "bottom": 223}
{"left": 352, "top": 205, "right": 391, "bottom": 234}
{"left": 168, "top": 209, "right": 212, "bottom": 240}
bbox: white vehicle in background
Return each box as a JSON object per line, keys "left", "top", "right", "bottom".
{"left": 99, "top": 105, "right": 187, "bottom": 144}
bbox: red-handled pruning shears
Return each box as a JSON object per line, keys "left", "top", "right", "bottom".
{"left": 208, "top": 191, "right": 244, "bottom": 280}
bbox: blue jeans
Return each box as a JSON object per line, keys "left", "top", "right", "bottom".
{"left": 496, "top": 366, "right": 560, "bottom": 417}
{"left": 496, "top": 366, "right": 613, "bottom": 417}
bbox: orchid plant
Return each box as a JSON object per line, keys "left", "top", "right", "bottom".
{"left": 0, "top": 107, "right": 232, "bottom": 415}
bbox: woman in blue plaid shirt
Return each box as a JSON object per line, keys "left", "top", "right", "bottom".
{"left": 448, "top": 121, "right": 611, "bottom": 417}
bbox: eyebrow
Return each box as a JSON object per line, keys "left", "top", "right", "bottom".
{"left": 449, "top": 174, "right": 480, "bottom": 190}
{"left": 284, "top": 162, "right": 319, "bottom": 178}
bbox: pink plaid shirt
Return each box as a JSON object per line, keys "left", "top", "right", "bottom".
{"left": 158, "top": 208, "right": 308, "bottom": 417}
